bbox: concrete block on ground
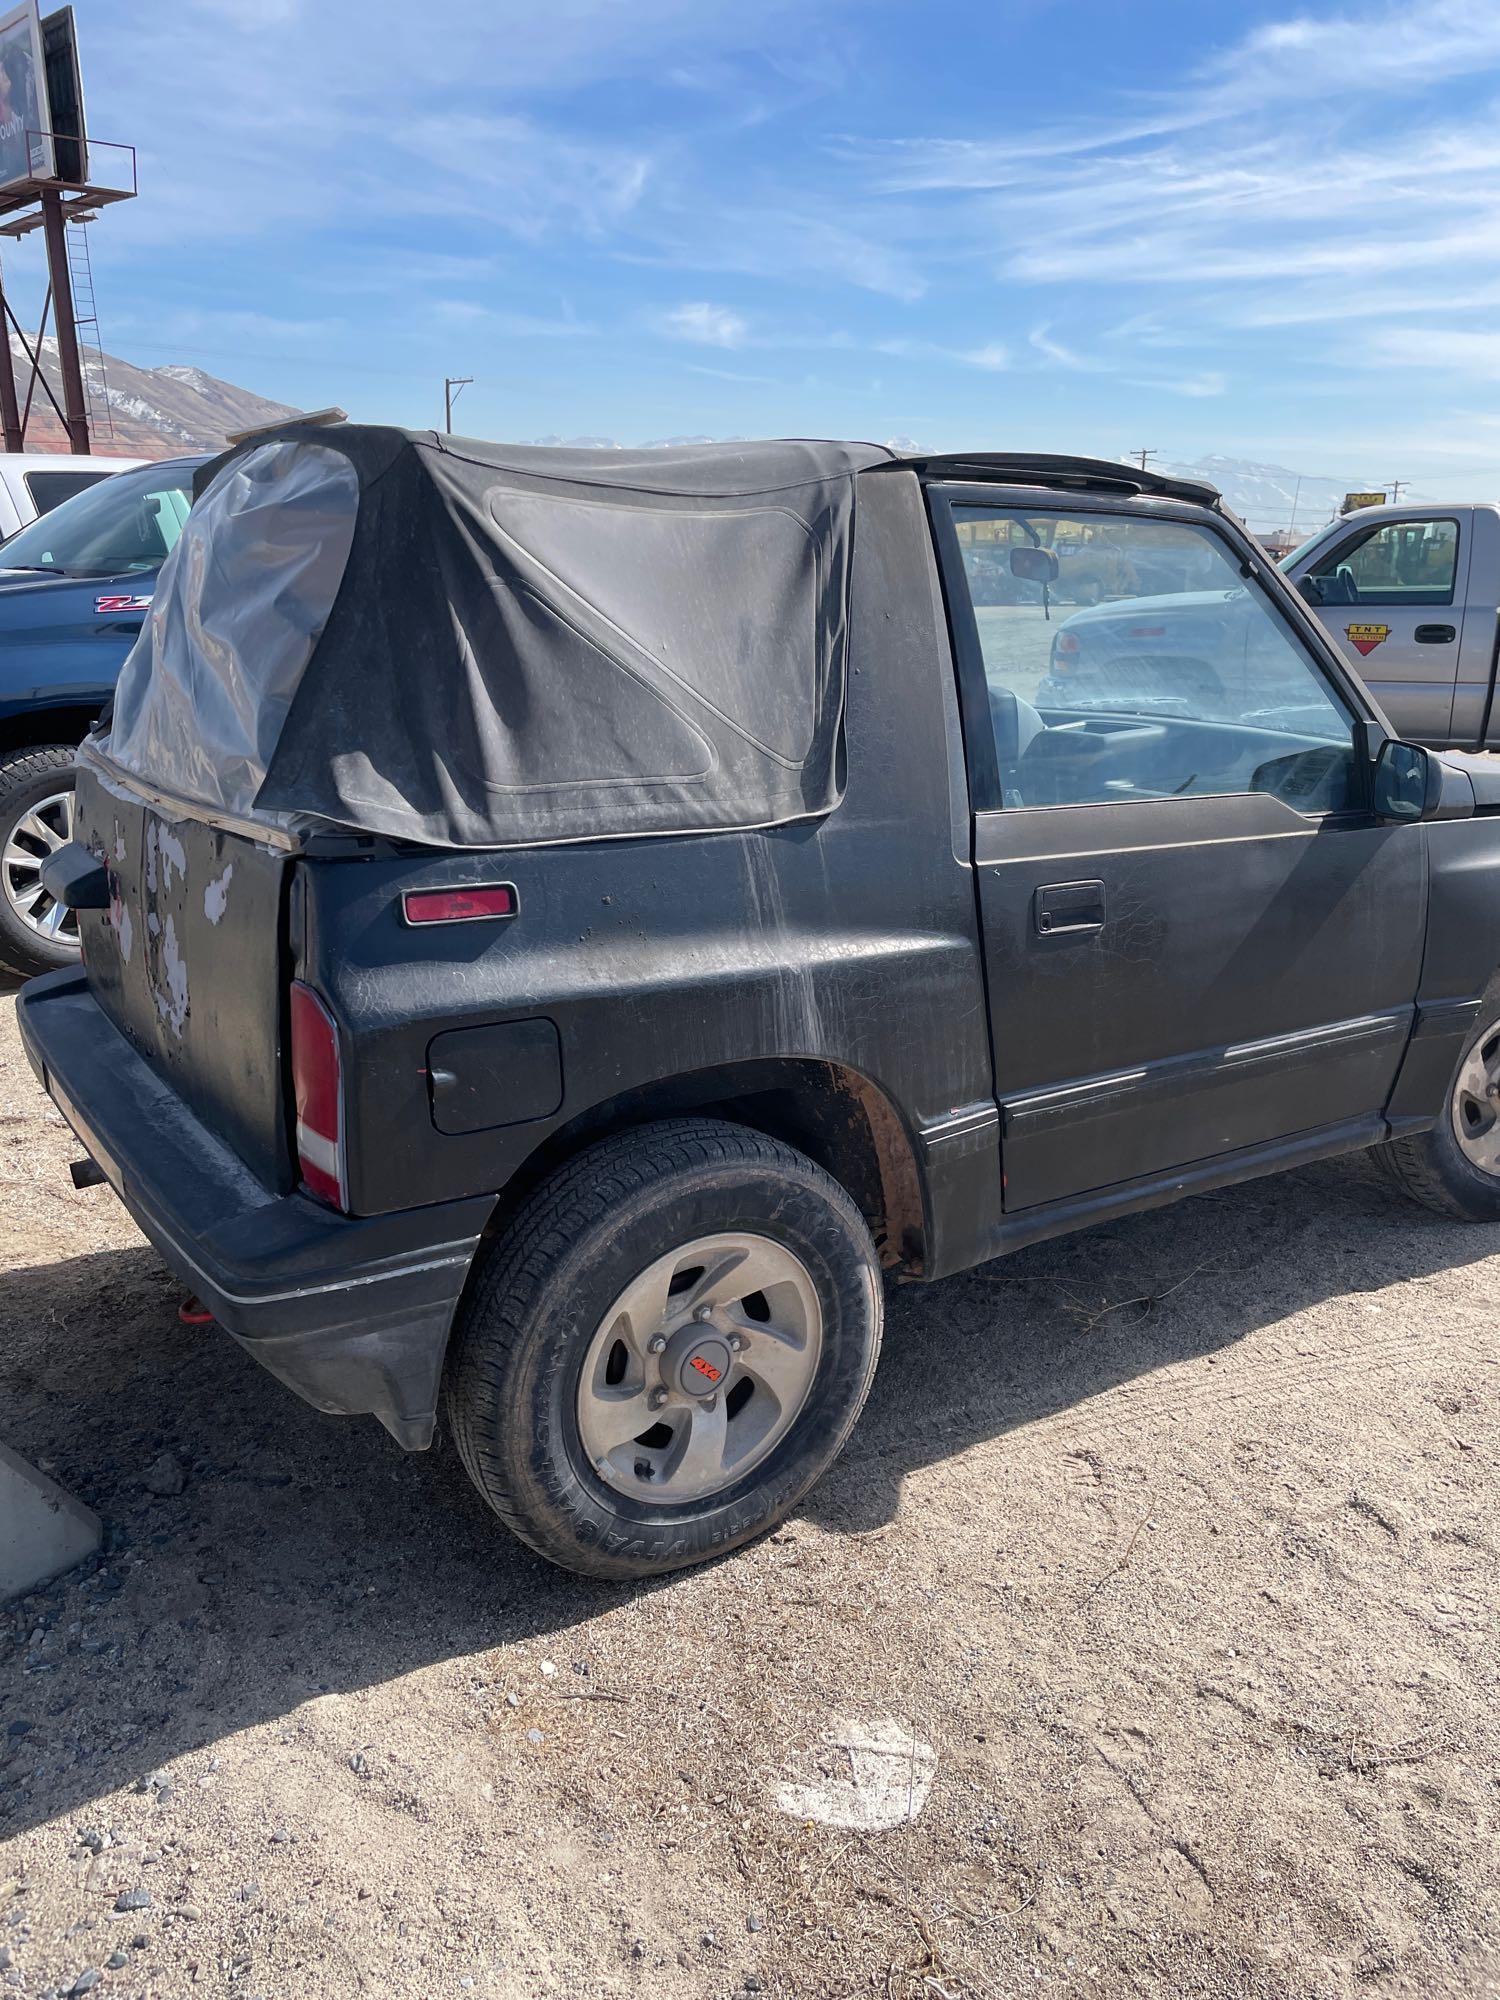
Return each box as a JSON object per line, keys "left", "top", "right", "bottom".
{"left": 0, "top": 1442, "right": 101, "bottom": 1602}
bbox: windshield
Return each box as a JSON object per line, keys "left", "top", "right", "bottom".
{"left": 1278, "top": 528, "right": 1336, "bottom": 572}
{"left": 0, "top": 461, "right": 198, "bottom": 577}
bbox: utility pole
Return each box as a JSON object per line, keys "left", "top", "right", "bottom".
{"left": 1387, "top": 479, "right": 1409, "bottom": 504}
{"left": 1287, "top": 475, "right": 1302, "bottom": 540}
{"left": 1129, "top": 447, "right": 1157, "bottom": 472}
{"left": 444, "top": 375, "right": 473, "bottom": 434}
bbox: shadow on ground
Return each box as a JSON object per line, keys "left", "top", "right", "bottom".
{"left": 2, "top": 1145, "right": 1495, "bottom": 1838}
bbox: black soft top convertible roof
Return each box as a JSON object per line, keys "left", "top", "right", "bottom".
{"left": 105, "top": 428, "right": 1222, "bottom": 852}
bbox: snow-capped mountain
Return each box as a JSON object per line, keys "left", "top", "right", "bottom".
{"left": 1151, "top": 455, "right": 1421, "bottom": 535}
{"left": 5, "top": 334, "right": 300, "bottom": 458}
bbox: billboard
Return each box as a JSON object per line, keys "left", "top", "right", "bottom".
{"left": 1340, "top": 491, "right": 1388, "bottom": 515}
{"left": 41, "top": 6, "right": 83, "bottom": 183}
{"left": 0, "top": 1, "right": 51, "bottom": 188}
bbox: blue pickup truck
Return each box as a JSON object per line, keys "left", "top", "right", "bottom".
{"left": 0, "top": 456, "right": 205, "bottom": 976}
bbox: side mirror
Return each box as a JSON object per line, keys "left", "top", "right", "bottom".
{"left": 1296, "top": 576, "right": 1323, "bottom": 607}
{"left": 1372, "top": 738, "right": 1443, "bottom": 822}
{"left": 1010, "top": 545, "right": 1059, "bottom": 585}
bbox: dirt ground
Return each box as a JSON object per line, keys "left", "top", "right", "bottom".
{"left": 2, "top": 982, "right": 1497, "bottom": 2000}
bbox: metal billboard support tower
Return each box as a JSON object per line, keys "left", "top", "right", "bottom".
{"left": 39, "top": 185, "right": 86, "bottom": 449}
{"left": 0, "top": 133, "right": 137, "bottom": 455}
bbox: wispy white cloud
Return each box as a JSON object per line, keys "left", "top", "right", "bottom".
{"left": 431, "top": 300, "right": 599, "bottom": 339}
{"left": 1135, "top": 370, "right": 1226, "bottom": 400}
{"left": 110, "top": 305, "right": 344, "bottom": 344}
{"left": 684, "top": 362, "right": 778, "bottom": 384}
{"left": 660, "top": 302, "right": 750, "bottom": 346}
{"left": 1029, "top": 325, "right": 1108, "bottom": 373}
{"left": 851, "top": 0, "right": 1500, "bottom": 393}
{"left": 866, "top": 0, "right": 1500, "bottom": 184}
{"left": 1372, "top": 329, "right": 1500, "bottom": 381}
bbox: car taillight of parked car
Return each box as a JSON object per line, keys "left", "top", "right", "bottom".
{"left": 290, "top": 981, "right": 348, "bottom": 1211}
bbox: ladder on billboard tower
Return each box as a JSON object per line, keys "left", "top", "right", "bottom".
{"left": 63, "top": 216, "right": 113, "bottom": 442}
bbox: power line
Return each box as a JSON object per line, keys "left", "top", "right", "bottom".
{"left": 444, "top": 375, "right": 473, "bottom": 433}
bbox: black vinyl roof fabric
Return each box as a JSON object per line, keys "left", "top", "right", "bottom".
{"left": 164, "top": 427, "right": 892, "bottom": 848}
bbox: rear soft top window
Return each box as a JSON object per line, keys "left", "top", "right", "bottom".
{"left": 108, "top": 441, "right": 360, "bottom": 821}
{"left": 101, "top": 426, "right": 886, "bottom": 849}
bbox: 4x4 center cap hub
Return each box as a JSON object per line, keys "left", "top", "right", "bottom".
{"left": 673, "top": 1331, "right": 732, "bottom": 1398}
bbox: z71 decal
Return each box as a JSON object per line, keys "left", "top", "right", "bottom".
{"left": 94, "top": 593, "right": 153, "bottom": 614}
{"left": 1344, "top": 621, "right": 1390, "bottom": 658}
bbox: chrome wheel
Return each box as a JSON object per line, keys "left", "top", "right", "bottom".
{"left": 1452, "top": 1029, "right": 1500, "bottom": 1176}
{"left": 1, "top": 786, "right": 78, "bottom": 949}
{"left": 576, "top": 1231, "right": 824, "bottom": 1504}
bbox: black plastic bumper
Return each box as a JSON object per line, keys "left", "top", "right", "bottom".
{"left": 17, "top": 968, "right": 494, "bottom": 1449}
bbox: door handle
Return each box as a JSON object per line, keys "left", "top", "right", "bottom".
{"left": 1414, "top": 624, "right": 1456, "bottom": 643}
{"left": 1034, "top": 879, "right": 1106, "bottom": 936}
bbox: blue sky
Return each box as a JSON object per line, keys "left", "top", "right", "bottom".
{"left": 9, "top": 0, "right": 1500, "bottom": 492}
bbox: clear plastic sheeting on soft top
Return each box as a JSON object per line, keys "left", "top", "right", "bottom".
{"left": 103, "top": 426, "right": 886, "bottom": 851}
{"left": 106, "top": 441, "right": 359, "bottom": 820}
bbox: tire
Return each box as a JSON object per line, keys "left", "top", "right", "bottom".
{"left": 0, "top": 746, "right": 81, "bottom": 980}
{"left": 444, "top": 1117, "right": 884, "bottom": 1579}
{"left": 1375, "top": 981, "right": 1500, "bottom": 1220}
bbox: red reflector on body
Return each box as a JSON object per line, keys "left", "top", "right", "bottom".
{"left": 290, "top": 981, "right": 347, "bottom": 1211}
{"left": 1127, "top": 626, "right": 1166, "bottom": 638}
{"left": 402, "top": 884, "right": 517, "bottom": 926}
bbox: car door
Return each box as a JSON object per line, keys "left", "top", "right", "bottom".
{"left": 934, "top": 487, "right": 1428, "bottom": 1214}
{"left": 1302, "top": 512, "right": 1469, "bottom": 743}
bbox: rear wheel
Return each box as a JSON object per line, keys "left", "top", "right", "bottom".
{"left": 0, "top": 746, "right": 80, "bottom": 979}
{"left": 1376, "top": 985, "right": 1500, "bottom": 1220}
{"left": 444, "top": 1118, "right": 883, "bottom": 1578}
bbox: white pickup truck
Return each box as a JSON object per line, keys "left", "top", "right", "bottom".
{"left": 0, "top": 451, "right": 145, "bottom": 538}
{"left": 1281, "top": 503, "right": 1500, "bottom": 749}
{"left": 1030, "top": 499, "right": 1500, "bottom": 751}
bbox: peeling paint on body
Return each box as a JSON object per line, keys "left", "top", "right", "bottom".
{"left": 158, "top": 825, "right": 187, "bottom": 891}
{"left": 153, "top": 914, "right": 190, "bottom": 1037}
{"left": 204, "top": 863, "right": 234, "bottom": 924}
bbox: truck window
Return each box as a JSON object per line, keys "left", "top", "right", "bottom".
{"left": 950, "top": 505, "right": 1359, "bottom": 813}
{"left": 1304, "top": 518, "right": 1459, "bottom": 607}
{"left": 23, "top": 468, "right": 110, "bottom": 515}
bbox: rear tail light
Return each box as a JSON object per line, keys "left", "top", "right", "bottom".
{"left": 402, "top": 883, "right": 517, "bottom": 926}
{"left": 1053, "top": 630, "right": 1080, "bottom": 669}
{"left": 289, "top": 981, "right": 347, "bottom": 1211}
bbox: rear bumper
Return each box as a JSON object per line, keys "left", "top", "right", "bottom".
{"left": 17, "top": 968, "right": 494, "bottom": 1449}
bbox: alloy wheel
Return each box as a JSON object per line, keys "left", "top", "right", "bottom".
{"left": 1, "top": 788, "right": 78, "bottom": 950}
{"left": 576, "top": 1231, "right": 824, "bottom": 1503}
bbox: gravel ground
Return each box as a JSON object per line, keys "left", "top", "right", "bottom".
{"left": 2, "top": 981, "right": 1497, "bottom": 2000}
